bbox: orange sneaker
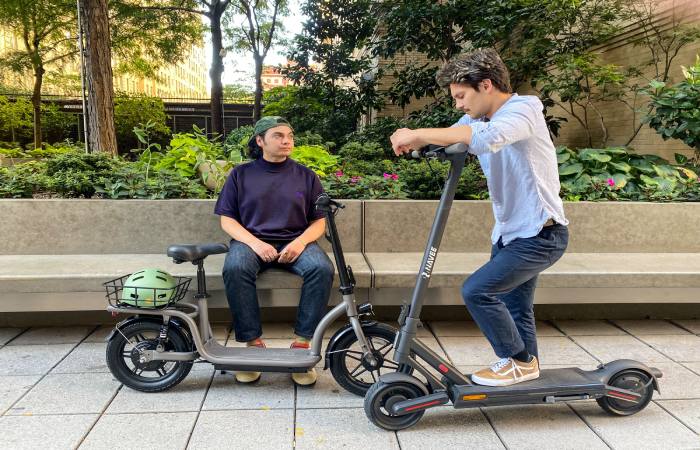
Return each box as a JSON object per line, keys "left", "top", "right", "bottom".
{"left": 471, "top": 356, "right": 540, "bottom": 387}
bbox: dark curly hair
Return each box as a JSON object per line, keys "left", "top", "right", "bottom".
{"left": 436, "top": 48, "right": 511, "bottom": 93}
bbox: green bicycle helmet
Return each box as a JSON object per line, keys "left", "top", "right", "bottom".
{"left": 121, "top": 268, "right": 177, "bottom": 308}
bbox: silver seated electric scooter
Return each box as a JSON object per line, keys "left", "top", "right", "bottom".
{"left": 105, "top": 194, "right": 399, "bottom": 395}
{"left": 364, "top": 143, "right": 662, "bottom": 430}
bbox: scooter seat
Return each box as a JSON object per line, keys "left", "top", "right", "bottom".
{"left": 167, "top": 243, "right": 229, "bottom": 263}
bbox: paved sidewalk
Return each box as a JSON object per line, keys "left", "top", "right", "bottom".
{"left": 0, "top": 319, "right": 699, "bottom": 449}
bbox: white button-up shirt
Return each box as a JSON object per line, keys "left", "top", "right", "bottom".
{"left": 455, "top": 94, "right": 569, "bottom": 245}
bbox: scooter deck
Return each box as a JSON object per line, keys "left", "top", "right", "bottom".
{"left": 451, "top": 367, "right": 608, "bottom": 408}
{"left": 203, "top": 340, "right": 321, "bottom": 373}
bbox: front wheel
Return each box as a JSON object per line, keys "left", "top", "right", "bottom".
{"left": 597, "top": 369, "right": 654, "bottom": 416}
{"left": 106, "top": 320, "right": 193, "bottom": 392}
{"left": 328, "top": 322, "right": 403, "bottom": 396}
{"left": 364, "top": 380, "right": 426, "bottom": 431}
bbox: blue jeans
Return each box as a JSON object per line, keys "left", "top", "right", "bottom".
{"left": 461, "top": 224, "right": 569, "bottom": 359}
{"left": 222, "top": 240, "right": 334, "bottom": 342}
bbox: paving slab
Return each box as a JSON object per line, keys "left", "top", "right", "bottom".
{"left": 188, "top": 409, "right": 293, "bottom": 449}
{"left": 0, "top": 344, "right": 75, "bottom": 376}
{"left": 9, "top": 326, "right": 92, "bottom": 345}
{"left": 553, "top": 320, "right": 626, "bottom": 336}
{"left": 81, "top": 412, "right": 197, "bottom": 450}
{"left": 571, "top": 335, "right": 671, "bottom": 364}
{"left": 0, "top": 414, "right": 98, "bottom": 450}
{"left": 672, "top": 320, "right": 700, "bottom": 335}
{"left": 107, "top": 368, "right": 213, "bottom": 414}
{"left": 296, "top": 368, "right": 364, "bottom": 409}
{"left": 7, "top": 372, "right": 119, "bottom": 415}
{"left": 684, "top": 362, "right": 700, "bottom": 377}
{"left": 483, "top": 404, "right": 608, "bottom": 450}
{"left": 570, "top": 401, "right": 700, "bottom": 449}
{"left": 537, "top": 337, "right": 600, "bottom": 366}
{"left": 84, "top": 326, "right": 113, "bottom": 343}
{"left": 295, "top": 408, "right": 400, "bottom": 450}
{"left": 644, "top": 361, "right": 700, "bottom": 400}
{"left": 396, "top": 408, "right": 504, "bottom": 450}
{"left": 202, "top": 371, "right": 294, "bottom": 410}
{"left": 657, "top": 399, "right": 700, "bottom": 435}
{"left": 612, "top": 320, "right": 690, "bottom": 335}
{"left": 429, "top": 321, "right": 490, "bottom": 337}
{"left": 636, "top": 334, "right": 700, "bottom": 362}
{"left": 52, "top": 342, "right": 109, "bottom": 374}
{"left": 0, "top": 328, "right": 24, "bottom": 345}
{"left": 0, "top": 375, "right": 41, "bottom": 414}
{"left": 437, "top": 336, "right": 499, "bottom": 365}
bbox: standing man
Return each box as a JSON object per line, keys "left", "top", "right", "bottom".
{"left": 390, "top": 48, "right": 569, "bottom": 387}
{"left": 215, "top": 116, "right": 334, "bottom": 386}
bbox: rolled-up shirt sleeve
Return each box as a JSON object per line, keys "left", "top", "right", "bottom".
{"left": 468, "top": 106, "right": 536, "bottom": 155}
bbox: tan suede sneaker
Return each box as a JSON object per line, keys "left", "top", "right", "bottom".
{"left": 471, "top": 356, "right": 540, "bottom": 387}
{"left": 235, "top": 338, "right": 266, "bottom": 384}
{"left": 290, "top": 340, "right": 317, "bottom": 386}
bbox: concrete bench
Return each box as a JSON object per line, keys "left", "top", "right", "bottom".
{"left": 0, "top": 199, "right": 369, "bottom": 312}
{"left": 1, "top": 199, "right": 699, "bottom": 315}
{"left": 363, "top": 200, "right": 700, "bottom": 306}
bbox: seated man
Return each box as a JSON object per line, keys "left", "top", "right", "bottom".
{"left": 215, "top": 116, "right": 334, "bottom": 386}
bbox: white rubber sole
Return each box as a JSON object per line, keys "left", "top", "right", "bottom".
{"left": 470, "top": 370, "right": 540, "bottom": 387}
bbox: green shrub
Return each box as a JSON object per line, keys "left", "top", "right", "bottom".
{"left": 396, "top": 158, "right": 488, "bottom": 200}
{"left": 322, "top": 171, "right": 408, "bottom": 199}
{"left": 645, "top": 56, "right": 700, "bottom": 164}
{"left": 114, "top": 94, "right": 170, "bottom": 153}
{"left": 0, "top": 161, "right": 51, "bottom": 198}
{"left": 290, "top": 145, "right": 339, "bottom": 177}
{"left": 153, "top": 126, "right": 225, "bottom": 178}
{"left": 557, "top": 146, "right": 698, "bottom": 201}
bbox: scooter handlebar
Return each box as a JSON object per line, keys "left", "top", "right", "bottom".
{"left": 411, "top": 142, "right": 469, "bottom": 158}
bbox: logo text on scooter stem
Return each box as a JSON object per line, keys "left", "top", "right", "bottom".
{"left": 421, "top": 246, "right": 438, "bottom": 279}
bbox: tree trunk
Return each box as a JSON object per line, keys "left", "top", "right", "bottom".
{"left": 80, "top": 0, "right": 118, "bottom": 156}
{"left": 253, "top": 55, "right": 263, "bottom": 121}
{"left": 209, "top": 4, "right": 225, "bottom": 137}
{"left": 31, "top": 63, "right": 44, "bottom": 149}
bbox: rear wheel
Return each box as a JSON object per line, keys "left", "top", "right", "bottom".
{"left": 597, "top": 369, "right": 654, "bottom": 416}
{"left": 364, "top": 380, "right": 426, "bottom": 431}
{"left": 106, "top": 320, "right": 193, "bottom": 392}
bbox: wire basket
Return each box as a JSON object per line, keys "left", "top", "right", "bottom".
{"left": 104, "top": 274, "right": 192, "bottom": 309}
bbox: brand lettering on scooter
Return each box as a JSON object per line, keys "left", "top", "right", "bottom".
{"left": 421, "top": 247, "right": 438, "bottom": 279}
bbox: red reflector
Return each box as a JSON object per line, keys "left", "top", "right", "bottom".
{"left": 404, "top": 400, "right": 441, "bottom": 412}
{"left": 608, "top": 390, "right": 638, "bottom": 401}
{"left": 438, "top": 364, "right": 449, "bottom": 373}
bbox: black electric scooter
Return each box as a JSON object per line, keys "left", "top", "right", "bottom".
{"left": 364, "top": 143, "right": 662, "bottom": 430}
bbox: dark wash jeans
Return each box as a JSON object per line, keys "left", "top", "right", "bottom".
{"left": 222, "top": 240, "right": 334, "bottom": 342}
{"left": 461, "top": 224, "right": 569, "bottom": 360}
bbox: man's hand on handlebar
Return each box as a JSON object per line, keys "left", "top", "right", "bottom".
{"left": 390, "top": 128, "right": 426, "bottom": 156}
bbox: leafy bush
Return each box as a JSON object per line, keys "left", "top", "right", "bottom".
{"left": 114, "top": 94, "right": 170, "bottom": 153}
{"left": 645, "top": 56, "right": 700, "bottom": 163}
{"left": 290, "top": 145, "right": 339, "bottom": 177}
{"left": 0, "top": 161, "right": 51, "bottom": 198}
{"left": 396, "top": 158, "right": 488, "bottom": 200}
{"left": 97, "top": 164, "right": 209, "bottom": 199}
{"left": 224, "top": 125, "right": 254, "bottom": 157}
{"left": 344, "top": 117, "right": 411, "bottom": 152}
{"left": 323, "top": 171, "right": 408, "bottom": 199}
{"left": 153, "top": 126, "right": 225, "bottom": 178}
{"left": 557, "top": 146, "right": 698, "bottom": 201}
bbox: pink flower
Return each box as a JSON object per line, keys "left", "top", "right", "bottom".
{"left": 383, "top": 173, "right": 390, "bottom": 179}
{"left": 335, "top": 170, "right": 344, "bottom": 177}
{"left": 607, "top": 178, "right": 615, "bottom": 187}
{"left": 350, "top": 176, "right": 361, "bottom": 184}
{"left": 391, "top": 174, "right": 399, "bottom": 180}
